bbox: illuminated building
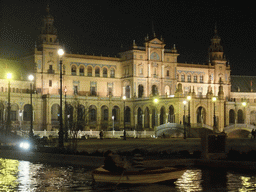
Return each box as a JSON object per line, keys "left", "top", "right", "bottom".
{"left": 0, "top": 6, "right": 253, "bottom": 133}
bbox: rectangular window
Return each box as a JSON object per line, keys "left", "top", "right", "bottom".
{"left": 74, "top": 86, "right": 78, "bottom": 95}
{"left": 166, "top": 70, "right": 169, "bottom": 77}
{"left": 91, "top": 87, "right": 96, "bottom": 96}
{"left": 49, "top": 80, "right": 52, "bottom": 87}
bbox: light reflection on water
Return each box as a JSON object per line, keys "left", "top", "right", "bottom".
{"left": 0, "top": 158, "right": 256, "bottom": 191}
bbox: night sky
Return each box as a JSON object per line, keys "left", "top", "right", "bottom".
{"left": 0, "top": 0, "right": 256, "bottom": 76}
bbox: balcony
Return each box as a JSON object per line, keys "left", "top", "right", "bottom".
{"left": 47, "top": 69, "right": 55, "bottom": 74}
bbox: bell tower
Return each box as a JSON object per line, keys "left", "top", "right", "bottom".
{"left": 37, "top": 4, "right": 58, "bottom": 48}
{"left": 208, "top": 25, "right": 225, "bottom": 64}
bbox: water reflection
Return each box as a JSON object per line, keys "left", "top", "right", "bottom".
{"left": 0, "top": 158, "right": 19, "bottom": 191}
{"left": 0, "top": 158, "right": 256, "bottom": 191}
{"left": 0, "top": 158, "right": 93, "bottom": 191}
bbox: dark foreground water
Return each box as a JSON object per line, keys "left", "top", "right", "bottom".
{"left": 0, "top": 158, "right": 256, "bottom": 191}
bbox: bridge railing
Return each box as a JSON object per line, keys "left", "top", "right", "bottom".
{"left": 16, "top": 130, "right": 155, "bottom": 139}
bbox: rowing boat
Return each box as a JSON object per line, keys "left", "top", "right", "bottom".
{"left": 92, "top": 166, "right": 186, "bottom": 184}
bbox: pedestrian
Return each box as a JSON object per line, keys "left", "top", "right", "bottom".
{"left": 99, "top": 130, "right": 104, "bottom": 140}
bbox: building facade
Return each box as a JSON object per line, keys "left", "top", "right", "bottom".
{"left": 0, "top": 8, "right": 254, "bottom": 134}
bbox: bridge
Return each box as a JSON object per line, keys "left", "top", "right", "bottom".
{"left": 155, "top": 123, "right": 214, "bottom": 138}
{"left": 224, "top": 124, "right": 256, "bottom": 136}
{"left": 155, "top": 123, "right": 255, "bottom": 138}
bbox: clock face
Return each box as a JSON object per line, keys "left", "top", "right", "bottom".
{"left": 150, "top": 52, "right": 160, "bottom": 61}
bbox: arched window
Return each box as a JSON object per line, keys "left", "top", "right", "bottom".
{"left": 87, "top": 66, "right": 92, "bottom": 76}
{"left": 110, "top": 68, "right": 115, "bottom": 78}
{"left": 193, "top": 75, "right": 197, "bottom": 83}
{"left": 181, "top": 74, "right": 185, "bottom": 82}
{"left": 187, "top": 75, "right": 191, "bottom": 82}
{"left": 200, "top": 75, "right": 204, "bottom": 83}
{"left": 79, "top": 67, "right": 84, "bottom": 76}
{"left": 103, "top": 68, "right": 108, "bottom": 77}
{"left": 95, "top": 67, "right": 100, "bottom": 77}
{"left": 71, "top": 65, "right": 76, "bottom": 75}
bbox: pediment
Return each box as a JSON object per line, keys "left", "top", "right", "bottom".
{"left": 149, "top": 38, "right": 163, "bottom": 45}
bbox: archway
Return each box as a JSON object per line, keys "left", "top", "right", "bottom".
{"left": 112, "top": 106, "right": 120, "bottom": 129}
{"left": 89, "top": 105, "right": 97, "bottom": 128}
{"left": 144, "top": 107, "right": 150, "bottom": 128}
{"left": 138, "top": 85, "right": 144, "bottom": 98}
{"left": 160, "top": 106, "right": 165, "bottom": 125}
{"left": 152, "top": 108, "right": 157, "bottom": 127}
{"left": 11, "top": 104, "right": 19, "bottom": 121}
{"left": 23, "top": 104, "right": 32, "bottom": 121}
{"left": 77, "top": 105, "right": 85, "bottom": 130}
{"left": 250, "top": 110, "right": 256, "bottom": 125}
{"left": 237, "top": 109, "right": 244, "bottom": 123}
{"left": 197, "top": 106, "right": 206, "bottom": 124}
{"left": 229, "top": 109, "right": 235, "bottom": 124}
{"left": 124, "top": 106, "right": 131, "bottom": 123}
{"left": 137, "top": 108, "right": 143, "bottom": 129}
{"left": 101, "top": 105, "right": 108, "bottom": 130}
{"left": 0, "top": 103, "right": 4, "bottom": 123}
{"left": 169, "top": 105, "right": 175, "bottom": 123}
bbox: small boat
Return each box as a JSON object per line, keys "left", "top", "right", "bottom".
{"left": 92, "top": 166, "right": 186, "bottom": 184}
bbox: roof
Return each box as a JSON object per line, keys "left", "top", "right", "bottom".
{"left": 231, "top": 75, "right": 256, "bottom": 92}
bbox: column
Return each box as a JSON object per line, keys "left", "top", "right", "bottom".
{"left": 134, "top": 115, "right": 137, "bottom": 126}
{"left": 149, "top": 114, "right": 152, "bottom": 128}
{"left": 166, "top": 113, "right": 169, "bottom": 123}
{"left": 142, "top": 114, "right": 145, "bottom": 129}
{"left": 157, "top": 113, "right": 160, "bottom": 126}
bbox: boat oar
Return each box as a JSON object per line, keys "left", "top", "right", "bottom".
{"left": 115, "top": 169, "right": 125, "bottom": 189}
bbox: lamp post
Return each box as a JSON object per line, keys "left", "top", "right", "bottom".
{"left": 183, "top": 100, "right": 187, "bottom": 139}
{"left": 123, "top": 95, "right": 126, "bottom": 140}
{"left": 242, "top": 101, "right": 247, "bottom": 124}
{"left": 212, "top": 97, "right": 217, "bottom": 132}
{"left": 187, "top": 96, "right": 191, "bottom": 137}
{"left": 6, "top": 73, "right": 12, "bottom": 135}
{"left": 28, "top": 74, "right": 34, "bottom": 138}
{"left": 58, "top": 48, "right": 64, "bottom": 148}
{"left": 64, "top": 86, "right": 68, "bottom": 141}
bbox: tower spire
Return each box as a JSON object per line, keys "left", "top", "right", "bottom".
{"left": 38, "top": 4, "right": 58, "bottom": 46}
{"left": 208, "top": 25, "right": 225, "bottom": 63}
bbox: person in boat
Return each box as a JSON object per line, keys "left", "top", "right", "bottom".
{"left": 103, "top": 150, "right": 130, "bottom": 173}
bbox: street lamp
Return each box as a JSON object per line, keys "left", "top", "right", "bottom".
{"left": 6, "top": 73, "right": 12, "bottom": 135}
{"left": 212, "top": 97, "right": 217, "bottom": 132}
{"left": 64, "top": 86, "right": 68, "bottom": 141}
{"left": 187, "top": 96, "right": 191, "bottom": 137}
{"left": 58, "top": 48, "right": 64, "bottom": 148}
{"left": 183, "top": 100, "right": 187, "bottom": 139}
{"left": 28, "top": 74, "right": 34, "bottom": 138}
{"left": 123, "top": 95, "right": 126, "bottom": 140}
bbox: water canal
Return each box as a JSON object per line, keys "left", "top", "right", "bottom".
{"left": 0, "top": 158, "right": 256, "bottom": 191}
